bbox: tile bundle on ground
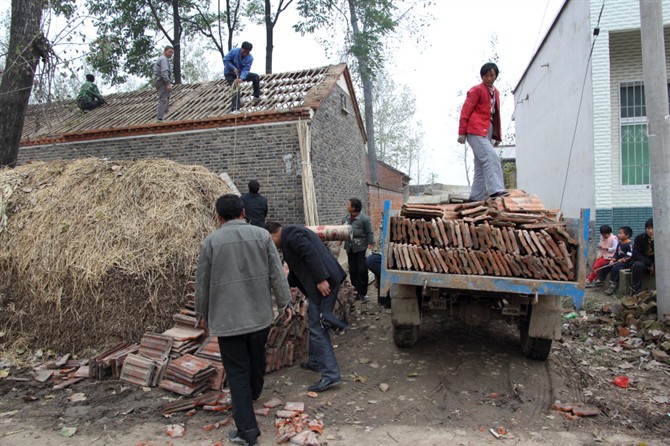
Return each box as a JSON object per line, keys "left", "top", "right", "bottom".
{"left": 93, "top": 276, "right": 356, "bottom": 397}
{"left": 389, "top": 191, "right": 577, "bottom": 281}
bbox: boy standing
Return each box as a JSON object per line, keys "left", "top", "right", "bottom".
{"left": 600, "top": 226, "right": 634, "bottom": 295}
{"left": 586, "top": 225, "right": 618, "bottom": 287}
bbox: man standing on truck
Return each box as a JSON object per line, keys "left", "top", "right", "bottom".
{"left": 457, "top": 62, "right": 508, "bottom": 200}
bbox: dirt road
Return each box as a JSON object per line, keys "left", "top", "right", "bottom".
{"left": 0, "top": 290, "right": 666, "bottom": 445}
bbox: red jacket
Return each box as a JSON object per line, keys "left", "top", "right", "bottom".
{"left": 458, "top": 82, "right": 501, "bottom": 140}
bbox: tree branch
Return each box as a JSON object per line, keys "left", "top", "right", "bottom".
{"left": 147, "top": 0, "right": 173, "bottom": 44}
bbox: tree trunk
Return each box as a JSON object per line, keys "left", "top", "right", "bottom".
{"left": 0, "top": 0, "right": 46, "bottom": 168}
{"left": 265, "top": 0, "right": 273, "bottom": 74}
{"left": 172, "top": 0, "right": 182, "bottom": 84}
{"left": 346, "top": 0, "right": 378, "bottom": 183}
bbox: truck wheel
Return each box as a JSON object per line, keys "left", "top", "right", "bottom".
{"left": 393, "top": 324, "right": 419, "bottom": 348}
{"left": 520, "top": 324, "right": 552, "bottom": 361}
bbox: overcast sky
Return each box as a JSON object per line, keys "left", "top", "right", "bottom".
{"left": 2, "top": 0, "right": 566, "bottom": 185}
{"left": 226, "top": 0, "right": 566, "bottom": 186}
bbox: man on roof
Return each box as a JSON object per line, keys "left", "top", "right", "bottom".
{"left": 77, "top": 74, "right": 106, "bottom": 111}
{"left": 153, "top": 46, "right": 174, "bottom": 121}
{"left": 223, "top": 41, "right": 261, "bottom": 111}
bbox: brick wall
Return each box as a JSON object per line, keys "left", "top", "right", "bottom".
{"left": 17, "top": 123, "right": 300, "bottom": 225}
{"left": 368, "top": 185, "right": 404, "bottom": 238}
{"left": 310, "top": 85, "right": 368, "bottom": 224}
{"left": 367, "top": 160, "right": 408, "bottom": 191}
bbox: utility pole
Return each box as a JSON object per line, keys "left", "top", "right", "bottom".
{"left": 639, "top": 0, "right": 670, "bottom": 320}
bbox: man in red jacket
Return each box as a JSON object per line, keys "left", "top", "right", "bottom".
{"left": 457, "top": 62, "right": 508, "bottom": 201}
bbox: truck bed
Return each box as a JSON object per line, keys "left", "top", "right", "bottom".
{"left": 379, "top": 201, "right": 589, "bottom": 309}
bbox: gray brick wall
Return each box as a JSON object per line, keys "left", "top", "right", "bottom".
{"left": 18, "top": 90, "right": 368, "bottom": 226}
{"left": 18, "top": 123, "right": 307, "bottom": 224}
{"left": 310, "top": 85, "right": 368, "bottom": 224}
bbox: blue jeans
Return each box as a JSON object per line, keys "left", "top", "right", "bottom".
{"left": 306, "top": 288, "right": 341, "bottom": 382}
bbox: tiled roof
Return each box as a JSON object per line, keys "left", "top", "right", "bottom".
{"left": 21, "top": 63, "right": 364, "bottom": 146}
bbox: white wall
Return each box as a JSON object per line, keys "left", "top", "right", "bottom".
{"left": 513, "top": 0, "right": 594, "bottom": 218}
{"left": 589, "top": 0, "right": 670, "bottom": 210}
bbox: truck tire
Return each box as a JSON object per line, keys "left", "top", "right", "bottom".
{"left": 520, "top": 324, "right": 552, "bottom": 361}
{"left": 393, "top": 324, "right": 419, "bottom": 348}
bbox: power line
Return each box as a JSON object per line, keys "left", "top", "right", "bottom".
{"left": 559, "top": 0, "right": 605, "bottom": 209}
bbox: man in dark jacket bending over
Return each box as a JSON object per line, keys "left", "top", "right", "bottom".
{"left": 266, "top": 221, "right": 344, "bottom": 392}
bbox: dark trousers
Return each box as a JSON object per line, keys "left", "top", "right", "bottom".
{"left": 347, "top": 250, "right": 368, "bottom": 297}
{"left": 599, "top": 261, "right": 630, "bottom": 284}
{"left": 217, "top": 327, "right": 269, "bottom": 443}
{"left": 305, "top": 287, "right": 341, "bottom": 382}
{"left": 78, "top": 99, "right": 102, "bottom": 111}
{"left": 225, "top": 73, "right": 261, "bottom": 111}
{"left": 631, "top": 258, "right": 653, "bottom": 293}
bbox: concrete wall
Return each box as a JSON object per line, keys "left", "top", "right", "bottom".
{"left": 18, "top": 83, "right": 367, "bottom": 226}
{"left": 513, "top": 0, "right": 594, "bottom": 218}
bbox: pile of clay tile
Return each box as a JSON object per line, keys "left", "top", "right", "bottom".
{"left": 89, "top": 281, "right": 356, "bottom": 397}
{"left": 390, "top": 190, "right": 578, "bottom": 281}
{"left": 32, "top": 353, "right": 90, "bottom": 390}
{"left": 258, "top": 398, "right": 324, "bottom": 445}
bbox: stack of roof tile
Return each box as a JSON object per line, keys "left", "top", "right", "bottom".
{"left": 90, "top": 343, "right": 139, "bottom": 379}
{"left": 390, "top": 190, "right": 578, "bottom": 281}
{"left": 119, "top": 333, "right": 172, "bottom": 387}
{"left": 91, "top": 272, "right": 356, "bottom": 397}
{"left": 159, "top": 353, "right": 216, "bottom": 396}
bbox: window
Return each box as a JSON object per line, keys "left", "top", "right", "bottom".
{"left": 340, "top": 92, "right": 350, "bottom": 114}
{"left": 619, "top": 82, "right": 649, "bottom": 187}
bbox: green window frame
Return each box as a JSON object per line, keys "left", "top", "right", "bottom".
{"left": 619, "top": 82, "right": 650, "bottom": 188}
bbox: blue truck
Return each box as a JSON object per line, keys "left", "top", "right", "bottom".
{"left": 379, "top": 200, "right": 589, "bottom": 360}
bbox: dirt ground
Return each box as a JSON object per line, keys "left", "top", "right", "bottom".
{"left": 1, "top": 287, "right": 668, "bottom": 446}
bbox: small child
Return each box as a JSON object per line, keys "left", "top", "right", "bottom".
{"left": 600, "top": 226, "right": 634, "bottom": 295}
{"left": 585, "top": 225, "right": 618, "bottom": 287}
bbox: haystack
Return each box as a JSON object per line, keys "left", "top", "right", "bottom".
{"left": 0, "top": 158, "right": 231, "bottom": 354}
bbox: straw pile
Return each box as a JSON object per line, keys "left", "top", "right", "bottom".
{"left": 0, "top": 158, "right": 231, "bottom": 354}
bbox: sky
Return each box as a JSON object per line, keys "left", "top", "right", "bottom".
{"left": 1, "top": 0, "right": 565, "bottom": 185}
{"left": 208, "top": 0, "right": 566, "bottom": 186}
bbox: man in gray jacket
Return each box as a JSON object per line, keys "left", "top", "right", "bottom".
{"left": 153, "top": 46, "right": 174, "bottom": 120}
{"left": 196, "top": 194, "right": 293, "bottom": 446}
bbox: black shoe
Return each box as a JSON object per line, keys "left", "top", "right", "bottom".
{"left": 300, "top": 362, "right": 320, "bottom": 372}
{"left": 228, "top": 431, "right": 257, "bottom": 446}
{"left": 308, "top": 378, "right": 341, "bottom": 392}
{"left": 490, "top": 191, "right": 510, "bottom": 198}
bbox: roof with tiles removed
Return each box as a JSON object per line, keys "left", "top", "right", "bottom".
{"left": 20, "top": 63, "right": 365, "bottom": 146}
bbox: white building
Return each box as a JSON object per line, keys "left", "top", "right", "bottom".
{"left": 513, "top": 0, "right": 670, "bottom": 234}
